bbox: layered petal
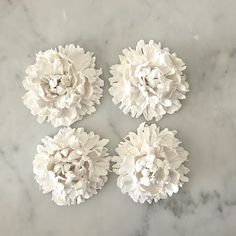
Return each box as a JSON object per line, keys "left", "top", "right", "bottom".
{"left": 33, "top": 127, "right": 110, "bottom": 206}
{"left": 112, "top": 122, "right": 189, "bottom": 203}
{"left": 22, "top": 44, "right": 103, "bottom": 127}
{"left": 109, "top": 40, "right": 189, "bottom": 121}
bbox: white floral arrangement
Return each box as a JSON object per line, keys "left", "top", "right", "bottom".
{"left": 22, "top": 44, "right": 104, "bottom": 127}
{"left": 33, "top": 127, "right": 110, "bottom": 206}
{"left": 112, "top": 123, "right": 189, "bottom": 203}
{"left": 109, "top": 40, "right": 189, "bottom": 121}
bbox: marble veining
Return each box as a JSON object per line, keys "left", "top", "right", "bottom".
{"left": 0, "top": 0, "right": 236, "bottom": 235}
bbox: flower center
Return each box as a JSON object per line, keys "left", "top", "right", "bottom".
{"left": 47, "top": 74, "right": 72, "bottom": 95}
{"left": 135, "top": 152, "right": 167, "bottom": 188}
{"left": 48, "top": 148, "right": 91, "bottom": 184}
{"left": 134, "top": 63, "right": 163, "bottom": 97}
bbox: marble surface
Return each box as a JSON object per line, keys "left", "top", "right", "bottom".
{"left": 0, "top": 0, "right": 236, "bottom": 235}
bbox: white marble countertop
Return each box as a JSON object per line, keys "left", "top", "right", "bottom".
{"left": 1, "top": 0, "right": 236, "bottom": 235}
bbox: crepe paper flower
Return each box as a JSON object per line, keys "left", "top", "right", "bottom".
{"left": 33, "top": 127, "right": 110, "bottom": 206}
{"left": 109, "top": 40, "right": 189, "bottom": 121}
{"left": 112, "top": 122, "right": 189, "bottom": 203}
{"left": 23, "top": 44, "right": 103, "bottom": 127}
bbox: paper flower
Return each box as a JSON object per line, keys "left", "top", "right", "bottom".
{"left": 109, "top": 40, "right": 189, "bottom": 121}
{"left": 22, "top": 44, "right": 103, "bottom": 127}
{"left": 33, "top": 127, "right": 110, "bottom": 206}
{"left": 112, "top": 123, "right": 189, "bottom": 203}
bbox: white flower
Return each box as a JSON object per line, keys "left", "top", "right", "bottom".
{"left": 112, "top": 123, "right": 189, "bottom": 203}
{"left": 22, "top": 44, "right": 103, "bottom": 127}
{"left": 109, "top": 40, "right": 189, "bottom": 121}
{"left": 33, "top": 127, "right": 110, "bottom": 206}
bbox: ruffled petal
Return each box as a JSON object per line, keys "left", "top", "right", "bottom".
{"left": 113, "top": 123, "right": 189, "bottom": 204}
{"left": 109, "top": 40, "right": 189, "bottom": 121}
{"left": 33, "top": 127, "right": 110, "bottom": 206}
